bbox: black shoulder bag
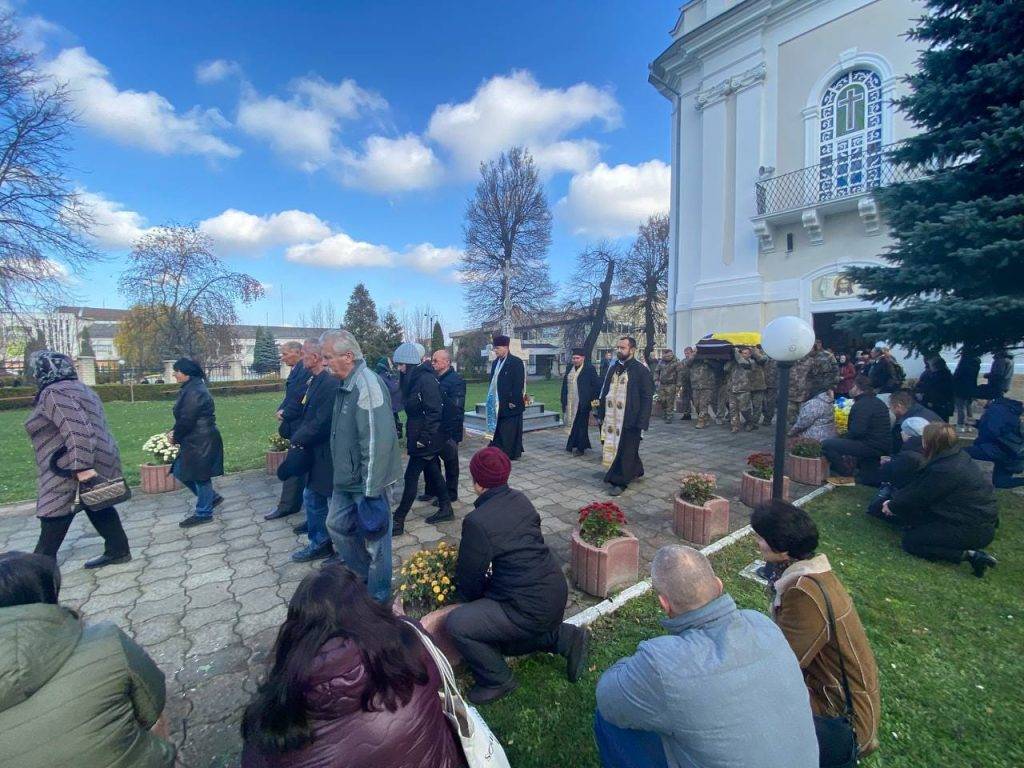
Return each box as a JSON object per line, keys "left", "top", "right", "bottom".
{"left": 806, "top": 576, "right": 859, "bottom": 768}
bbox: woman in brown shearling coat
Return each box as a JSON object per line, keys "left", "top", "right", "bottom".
{"left": 752, "top": 500, "right": 881, "bottom": 762}
{"left": 25, "top": 351, "right": 131, "bottom": 568}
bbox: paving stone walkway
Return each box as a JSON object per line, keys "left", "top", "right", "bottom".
{"left": 0, "top": 415, "right": 799, "bottom": 767}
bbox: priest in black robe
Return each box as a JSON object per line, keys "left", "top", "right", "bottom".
{"left": 595, "top": 336, "right": 655, "bottom": 496}
{"left": 486, "top": 334, "right": 525, "bottom": 460}
{"left": 561, "top": 348, "right": 599, "bottom": 456}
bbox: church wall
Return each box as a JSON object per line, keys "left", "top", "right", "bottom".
{"left": 775, "top": 0, "right": 923, "bottom": 175}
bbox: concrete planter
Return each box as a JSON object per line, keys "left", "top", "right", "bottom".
{"left": 787, "top": 454, "right": 829, "bottom": 486}
{"left": 139, "top": 464, "right": 180, "bottom": 494}
{"left": 673, "top": 494, "right": 730, "bottom": 545}
{"left": 266, "top": 450, "right": 287, "bottom": 475}
{"left": 395, "top": 600, "right": 462, "bottom": 667}
{"left": 739, "top": 471, "right": 789, "bottom": 508}
{"left": 570, "top": 528, "right": 639, "bottom": 598}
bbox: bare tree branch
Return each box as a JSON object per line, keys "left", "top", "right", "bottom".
{"left": 461, "top": 146, "right": 555, "bottom": 331}
{"left": 561, "top": 243, "right": 618, "bottom": 359}
{"left": 616, "top": 214, "right": 669, "bottom": 361}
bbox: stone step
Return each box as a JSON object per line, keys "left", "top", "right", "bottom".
{"left": 464, "top": 403, "right": 562, "bottom": 434}
{"left": 472, "top": 402, "right": 550, "bottom": 416}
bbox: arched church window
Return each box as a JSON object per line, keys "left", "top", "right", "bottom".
{"left": 818, "top": 69, "right": 882, "bottom": 201}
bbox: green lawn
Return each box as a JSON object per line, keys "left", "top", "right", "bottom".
{"left": 0, "top": 377, "right": 565, "bottom": 505}
{"left": 482, "top": 487, "right": 1024, "bottom": 768}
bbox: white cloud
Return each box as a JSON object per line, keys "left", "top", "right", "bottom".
{"left": 402, "top": 243, "right": 462, "bottom": 273}
{"left": 341, "top": 134, "right": 443, "bottom": 192}
{"left": 195, "top": 58, "right": 242, "bottom": 84}
{"left": 199, "top": 209, "right": 331, "bottom": 254}
{"left": 77, "top": 190, "right": 152, "bottom": 249}
{"left": 285, "top": 232, "right": 397, "bottom": 269}
{"left": 42, "top": 47, "right": 239, "bottom": 158}
{"left": 426, "top": 70, "right": 620, "bottom": 177}
{"left": 237, "top": 76, "right": 386, "bottom": 172}
{"left": 558, "top": 160, "right": 671, "bottom": 238}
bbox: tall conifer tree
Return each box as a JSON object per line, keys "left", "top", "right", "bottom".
{"left": 841, "top": 0, "right": 1024, "bottom": 354}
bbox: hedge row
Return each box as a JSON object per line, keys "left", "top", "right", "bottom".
{"left": 0, "top": 379, "right": 283, "bottom": 411}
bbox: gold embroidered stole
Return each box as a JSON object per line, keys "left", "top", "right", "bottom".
{"left": 566, "top": 365, "right": 581, "bottom": 434}
{"left": 601, "top": 368, "right": 629, "bottom": 467}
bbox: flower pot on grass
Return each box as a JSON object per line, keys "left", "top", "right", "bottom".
{"left": 570, "top": 501, "right": 639, "bottom": 598}
{"left": 674, "top": 472, "right": 729, "bottom": 545}
{"left": 395, "top": 600, "right": 462, "bottom": 666}
{"left": 787, "top": 454, "right": 829, "bottom": 486}
{"left": 396, "top": 542, "right": 461, "bottom": 664}
{"left": 740, "top": 453, "right": 789, "bottom": 507}
{"left": 139, "top": 463, "right": 180, "bottom": 494}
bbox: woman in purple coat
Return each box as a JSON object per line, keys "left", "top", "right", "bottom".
{"left": 241, "top": 565, "right": 464, "bottom": 768}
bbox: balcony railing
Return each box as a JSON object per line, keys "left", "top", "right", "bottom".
{"left": 755, "top": 142, "right": 918, "bottom": 217}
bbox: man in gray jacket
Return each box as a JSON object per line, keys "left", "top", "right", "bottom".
{"left": 321, "top": 330, "right": 402, "bottom": 603}
{"left": 594, "top": 545, "right": 818, "bottom": 768}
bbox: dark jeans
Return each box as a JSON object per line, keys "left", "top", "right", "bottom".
{"left": 275, "top": 473, "right": 306, "bottom": 514}
{"left": 813, "top": 714, "right": 858, "bottom": 768}
{"left": 35, "top": 506, "right": 130, "bottom": 560}
{"left": 902, "top": 522, "right": 995, "bottom": 563}
{"left": 821, "top": 437, "right": 883, "bottom": 480}
{"left": 302, "top": 487, "right": 330, "bottom": 548}
{"left": 966, "top": 443, "right": 1024, "bottom": 488}
{"left": 446, "top": 598, "right": 569, "bottom": 688}
{"left": 593, "top": 709, "right": 668, "bottom": 768}
{"left": 394, "top": 454, "right": 449, "bottom": 519}
{"left": 425, "top": 439, "right": 460, "bottom": 499}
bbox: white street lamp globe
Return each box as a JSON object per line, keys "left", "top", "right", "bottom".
{"left": 761, "top": 316, "right": 815, "bottom": 362}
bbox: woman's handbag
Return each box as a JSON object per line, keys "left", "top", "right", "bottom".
{"left": 806, "top": 576, "right": 859, "bottom": 768}
{"left": 408, "top": 623, "right": 511, "bottom": 768}
{"left": 77, "top": 477, "right": 132, "bottom": 512}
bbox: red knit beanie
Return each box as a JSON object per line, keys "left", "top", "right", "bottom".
{"left": 469, "top": 447, "right": 511, "bottom": 489}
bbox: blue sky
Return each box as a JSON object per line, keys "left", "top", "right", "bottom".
{"left": 19, "top": 0, "right": 675, "bottom": 332}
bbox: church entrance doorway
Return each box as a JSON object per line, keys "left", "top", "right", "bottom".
{"left": 812, "top": 311, "right": 869, "bottom": 357}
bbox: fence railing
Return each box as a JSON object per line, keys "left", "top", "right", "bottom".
{"left": 755, "top": 142, "right": 919, "bottom": 217}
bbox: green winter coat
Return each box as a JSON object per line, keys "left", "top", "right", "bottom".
{"left": 0, "top": 604, "right": 175, "bottom": 768}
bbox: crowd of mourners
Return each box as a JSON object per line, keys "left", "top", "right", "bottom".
{"left": 0, "top": 335, "right": 1018, "bottom": 768}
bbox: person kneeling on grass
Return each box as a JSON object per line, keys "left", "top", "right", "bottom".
{"left": 594, "top": 545, "right": 818, "bottom": 768}
{"left": 821, "top": 376, "right": 891, "bottom": 487}
{"left": 882, "top": 423, "right": 999, "bottom": 577}
{"left": 965, "top": 395, "right": 1024, "bottom": 489}
{"left": 751, "top": 502, "right": 881, "bottom": 764}
{"left": 446, "top": 447, "right": 590, "bottom": 705}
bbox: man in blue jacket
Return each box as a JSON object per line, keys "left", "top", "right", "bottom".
{"left": 594, "top": 545, "right": 818, "bottom": 768}
{"left": 966, "top": 396, "right": 1024, "bottom": 488}
{"left": 266, "top": 341, "right": 307, "bottom": 522}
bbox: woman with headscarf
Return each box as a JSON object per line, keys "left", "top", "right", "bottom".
{"left": 169, "top": 358, "right": 224, "bottom": 527}
{"left": 24, "top": 351, "right": 131, "bottom": 568}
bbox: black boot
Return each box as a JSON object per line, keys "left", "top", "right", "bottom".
{"left": 393, "top": 513, "right": 407, "bottom": 536}
{"left": 966, "top": 550, "right": 997, "bottom": 578}
{"left": 425, "top": 502, "right": 455, "bottom": 525}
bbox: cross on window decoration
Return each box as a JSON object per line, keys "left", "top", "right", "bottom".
{"left": 836, "top": 85, "right": 865, "bottom": 136}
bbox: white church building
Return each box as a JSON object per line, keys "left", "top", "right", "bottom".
{"left": 650, "top": 0, "right": 933, "bottom": 371}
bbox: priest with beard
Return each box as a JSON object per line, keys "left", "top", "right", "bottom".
{"left": 486, "top": 334, "right": 526, "bottom": 460}
{"left": 561, "top": 348, "right": 600, "bottom": 457}
{"left": 596, "top": 336, "right": 655, "bottom": 496}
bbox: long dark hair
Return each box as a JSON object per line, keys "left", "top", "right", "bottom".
{"left": 0, "top": 551, "right": 61, "bottom": 608}
{"left": 241, "top": 564, "right": 429, "bottom": 754}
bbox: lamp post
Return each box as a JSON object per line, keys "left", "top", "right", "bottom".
{"left": 760, "top": 316, "right": 815, "bottom": 500}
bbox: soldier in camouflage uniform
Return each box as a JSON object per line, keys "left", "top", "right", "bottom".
{"left": 725, "top": 346, "right": 756, "bottom": 432}
{"left": 689, "top": 356, "right": 717, "bottom": 428}
{"left": 714, "top": 360, "right": 730, "bottom": 425}
{"left": 806, "top": 340, "right": 841, "bottom": 398}
{"left": 677, "top": 346, "right": 695, "bottom": 421}
{"left": 748, "top": 346, "right": 768, "bottom": 425}
{"left": 787, "top": 352, "right": 815, "bottom": 425}
{"left": 655, "top": 350, "right": 684, "bottom": 422}
{"left": 761, "top": 348, "right": 778, "bottom": 425}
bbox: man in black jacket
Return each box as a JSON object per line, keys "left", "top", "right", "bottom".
{"left": 446, "top": 447, "right": 589, "bottom": 705}
{"left": 392, "top": 342, "right": 453, "bottom": 535}
{"left": 266, "top": 341, "right": 307, "bottom": 521}
{"left": 822, "top": 376, "right": 891, "bottom": 486}
{"left": 561, "top": 348, "right": 599, "bottom": 456}
{"left": 596, "top": 337, "right": 655, "bottom": 496}
{"left": 420, "top": 349, "right": 466, "bottom": 504}
{"left": 287, "top": 339, "right": 340, "bottom": 562}
{"left": 486, "top": 335, "right": 526, "bottom": 460}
